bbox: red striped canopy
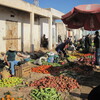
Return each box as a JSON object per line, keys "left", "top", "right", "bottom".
{"left": 62, "top": 4, "right": 100, "bottom": 31}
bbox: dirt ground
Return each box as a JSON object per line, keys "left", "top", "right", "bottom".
{"left": 69, "top": 68, "right": 100, "bottom": 100}
{"left": 0, "top": 49, "right": 100, "bottom": 100}
{"left": 0, "top": 67, "right": 100, "bottom": 100}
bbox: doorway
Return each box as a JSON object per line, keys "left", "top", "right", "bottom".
{"left": 6, "top": 20, "right": 18, "bottom": 51}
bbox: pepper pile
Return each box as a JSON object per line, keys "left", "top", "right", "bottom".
{"left": 30, "top": 75, "right": 79, "bottom": 92}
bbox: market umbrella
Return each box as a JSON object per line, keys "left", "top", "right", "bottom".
{"left": 61, "top": 4, "right": 100, "bottom": 31}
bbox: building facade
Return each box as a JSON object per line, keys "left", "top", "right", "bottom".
{"left": 0, "top": 0, "right": 65, "bottom": 52}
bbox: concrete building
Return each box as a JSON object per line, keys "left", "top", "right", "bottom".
{"left": 66, "top": 27, "right": 83, "bottom": 42}
{"left": 56, "top": 22, "right": 66, "bottom": 43}
{"left": 0, "top": 0, "right": 65, "bottom": 53}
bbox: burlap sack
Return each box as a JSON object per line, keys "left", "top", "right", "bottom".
{"left": 1, "top": 68, "right": 11, "bottom": 79}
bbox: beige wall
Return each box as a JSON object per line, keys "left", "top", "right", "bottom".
{"left": 46, "top": 8, "right": 64, "bottom": 19}
{"left": 0, "top": 0, "right": 51, "bottom": 17}
{"left": 0, "top": 20, "right": 6, "bottom": 52}
{"left": 33, "top": 19, "right": 41, "bottom": 51}
{"left": 40, "top": 18, "right": 49, "bottom": 38}
{"left": 73, "top": 29, "right": 83, "bottom": 40}
{"left": 0, "top": 6, "right": 30, "bottom": 52}
{"left": 56, "top": 22, "right": 66, "bottom": 42}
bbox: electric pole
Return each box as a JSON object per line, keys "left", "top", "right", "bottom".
{"left": 34, "top": 0, "right": 39, "bottom": 6}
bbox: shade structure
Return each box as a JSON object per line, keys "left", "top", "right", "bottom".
{"left": 62, "top": 4, "right": 100, "bottom": 31}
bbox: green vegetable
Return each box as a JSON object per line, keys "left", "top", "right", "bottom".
{"left": 42, "top": 61, "right": 61, "bottom": 67}
{"left": 30, "top": 88, "right": 62, "bottom": 100}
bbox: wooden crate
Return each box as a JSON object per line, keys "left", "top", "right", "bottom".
{"left": 15, "top": 63, "right": 31, "bottom": 78}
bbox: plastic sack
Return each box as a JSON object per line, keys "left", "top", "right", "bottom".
{"left": 34, "top": 57, "right": 47, "bottom": 65}
{"left": 47, "top": 52, "right": 55, "bottom": 63}
{"left": 53, "top": 55, "right": 59, "bottom": 63}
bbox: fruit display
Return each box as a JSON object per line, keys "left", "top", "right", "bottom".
{"left": 78, "top": 55, "right": 95, "bottom": 65}
{"left": 29, "top": 75, "right": 79, "bottom": 92}
{"left": 67, "top": 66, "right": 93, "bottom": 76}
{"left": 30, "top": 88, "right": 62, "bottom": 100}
{"left": 60, "top": 70, "right": 79, "bottom": 79}
{"left": 67, "top": 56, "right": 77, "bottom": 61}
{"left": 66, "top": 61, "right": 93, "bottom": 75}
{"left": 42, "top": 61, "right": 62, "bottom": 67}
{"left": 72, "top": 53, "right": 94, "bottom": 59}
{"left": 1, "top": 95, "right": 23, "bottom": 100}
{"left": 71, "top": 52, "right": 84, "bottom": 57}
{"left": 0, "top": 77, "right": 23, "bottom": 87}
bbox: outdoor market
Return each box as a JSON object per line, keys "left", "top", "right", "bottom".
{"left": 0, "top": 2, "right": 100, "bottom": 100}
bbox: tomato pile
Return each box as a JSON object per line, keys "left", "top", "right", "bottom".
{"left": 31, "top": 65, "right": 65, "bottom": 75}
{"left": 31, "top": 65, "right": 52, "bottom": 74}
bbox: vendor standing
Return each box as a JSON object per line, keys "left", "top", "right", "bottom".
{"left": 4, "top": 47, "right": 30, "bottom": 76}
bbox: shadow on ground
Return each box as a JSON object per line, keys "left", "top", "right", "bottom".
{"left": 69, "top": 69, "right": 100, "bottom": 100}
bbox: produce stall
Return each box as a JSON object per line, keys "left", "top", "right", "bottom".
{"left": 0, "top": 51, "right": 96, "bottom": 100}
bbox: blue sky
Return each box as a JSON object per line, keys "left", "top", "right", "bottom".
{"left": 24, "top": 0, "right": 100, "bottom": 13}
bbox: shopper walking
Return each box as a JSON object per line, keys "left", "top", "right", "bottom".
{"left": 85, "top": 34, "right": 91, "bottom": 53}
{"left": 94, "top": 31, "right": 100, "bottom": 67}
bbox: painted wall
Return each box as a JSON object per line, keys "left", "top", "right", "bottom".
{"left": 0, "top": 0, "right": 51, "bottom": 17}
{"left": 0, "top": 6, "right": 30, "bottom": 52}
{"left": 40, "top": 18, "right": 49, "bottom": 38}
{"left": 73, "top": 29, "right": 83, "bottom": 41}
{"left": 40, "top": 18, "right": 58, "bottom": 48}
{"left": 33, "top": 17, "right": 41, "bottom": 51}
{"left": 56, "top": 22, "right": 66, "bottom": 42}
{"left": 46, "top": 8, "right": 64, "bottom": 18}
{"left": 52, "top": 24, "right": 56, "bottom": 47}
{"left": 0, "top": 20, "right": 6, "bottom": 52}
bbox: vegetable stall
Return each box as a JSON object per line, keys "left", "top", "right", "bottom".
{"left": 0, "top": 51, "right": 95, "bottom": 100}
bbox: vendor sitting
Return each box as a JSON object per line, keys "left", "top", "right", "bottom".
{"left": 4, "top": 47, "right": 30, "bottom": 76}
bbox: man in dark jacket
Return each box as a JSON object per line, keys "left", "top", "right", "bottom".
{"left": 55, "top": 41, "right": 67, "bottom": 57}
{"left": 94, "top": 31, "right": 100, "bottom": 67}
{"left": 85, "top": 34, "right": 91, "bottom": 53}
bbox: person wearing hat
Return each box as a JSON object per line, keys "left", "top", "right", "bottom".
{"left": 4, "top": 47, "right": 30, "bottom": 76}
{"left": 94, "top": 31, "right": 100, "bottom": 68}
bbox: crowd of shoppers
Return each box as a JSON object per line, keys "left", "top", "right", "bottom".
{"left": 55, "top": 31, "right": 100, "bottom": 67}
